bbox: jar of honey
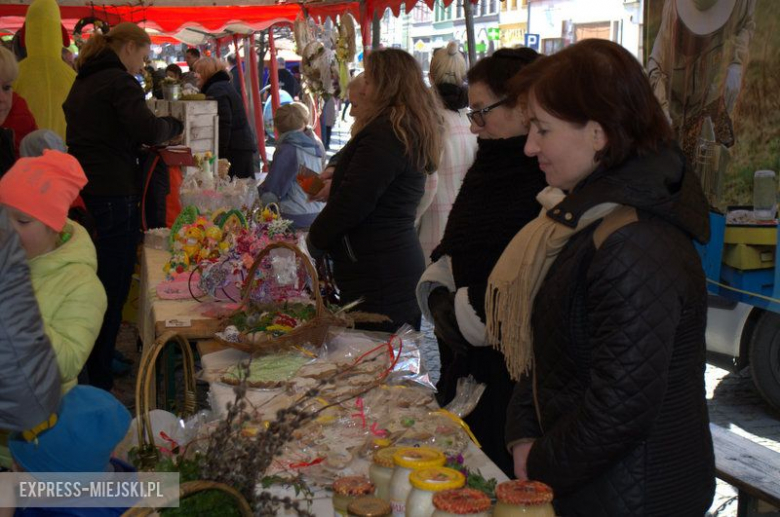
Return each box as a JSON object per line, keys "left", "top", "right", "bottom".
{"left": 493, "top": 480, "right": 555, "bottom": 517}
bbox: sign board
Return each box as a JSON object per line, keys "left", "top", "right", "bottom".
{"left": 525, "top": 33, "right": 540, "bottom": 51}
{"left": 414, "top": 39, "right": 427, "bottom": 52}
{"left": 487, "top": 27, "right": 501, "bottom": 41}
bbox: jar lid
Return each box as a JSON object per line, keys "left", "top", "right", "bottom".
{"left": 347, "top": 496, "right": 392, "bottom": 517}
{"left": 409, "top": 467, "right": 466, "bottom": 491}
{"left": 433, "top": 488, "right": 492, "bottom": 514}
{"left": 332, "top": 476, "right": 375, "bottom": 496}
{"left": 496, "top": 480, "right": 554, "bottom": 506}
{"left": 372, "top": 446, "right": 399, "bottom": 468}
{"left": 392, "top": 446, "right": 445, "bottom": 469}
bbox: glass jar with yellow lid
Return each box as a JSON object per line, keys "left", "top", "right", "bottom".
{"left": 332, "top": 476, "right": 376, "bottom": 516}
{"left": 388, "top": 447, "right": 446, "bottom": 517}
{"left": 432, "top": 488, "right": 492, "bottom": 517}
{"left": 405, "top": 467, "right": 466, "bottom": 517}
{"left": 369, "top": 446, "right": 398, "bottom": 501}
{"left": 347, "top": 496, "right": 393, "bottom": 517}
{"left": 493, "top": 480, "right": 555, "bottom": 517}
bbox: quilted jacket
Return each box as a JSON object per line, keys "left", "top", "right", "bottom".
{"left": 505, "top": 144, "right": 716, "bottom": 516}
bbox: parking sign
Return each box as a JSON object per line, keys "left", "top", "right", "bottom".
{"left": 525, "top": 33, "right": 540, "bottom": 51}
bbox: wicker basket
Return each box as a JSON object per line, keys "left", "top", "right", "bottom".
{"left": 216, "top": 241, "right": 359, "bottom": 353}
{"left": 121, "top": 480, "right": 253, "bottom": 517}
{"left": 134, "top": 332, "right": 197, "bottom": 471}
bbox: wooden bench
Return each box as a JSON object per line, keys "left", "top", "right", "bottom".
{"left": 711, "top": 423, "right": 780, "bottom": 517}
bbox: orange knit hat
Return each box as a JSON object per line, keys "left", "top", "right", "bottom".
{"left": 0, "top": 150, "right": 87, "bottom": 231}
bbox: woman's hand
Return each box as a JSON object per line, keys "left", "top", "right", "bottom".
{"left": 310, "top": 166, "right": 335, "bottom": 201}
{"left": 512, "top": 440, "right": 535, "bottom": 480}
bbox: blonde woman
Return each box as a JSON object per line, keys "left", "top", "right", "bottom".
{"left": 416, "top": 41, "right": 477, "bottom": 264}
{"left": 194, "top": 57, "right": 257, "bottom": 179}
{"left": 63, "top": 22, "right": 182, "bottom": 391}
{"left": 0, "top": 46, "right": 19, "bottom": 174}
{"left": 307, "top": 49, "right": 443, "bottom": 332}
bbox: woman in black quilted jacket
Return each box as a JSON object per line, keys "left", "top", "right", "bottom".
{"left": 195, "top": 57, "right": 257, "bottom": 179}
{"left": 490, "top": 39, "right": 715, "bottom": 516}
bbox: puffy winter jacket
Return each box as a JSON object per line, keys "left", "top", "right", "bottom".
{"left": 64, "top": 49, "right": 183, "bottom": 196}
{"left": 505, "top": 145, "right": 715, "bottom": 516}
{"left": 201, "top": 70, "right": 257, "bottom": 156}
{"left": 29, "top": 221, "right": 107, "bottom": 392}
{"left": 0, "top": 206, "right": 60, "bottom": 432}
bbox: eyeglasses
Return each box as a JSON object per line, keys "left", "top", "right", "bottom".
{"left": 467, "top": 98, "right": 508, "bottom": 127}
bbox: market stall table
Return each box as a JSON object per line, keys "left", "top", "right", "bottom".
{"left": 138, "top": 246, "right": 225, "bottom": 353}
{"left": 196, "top": 338, "right": 510, "bottom": 516}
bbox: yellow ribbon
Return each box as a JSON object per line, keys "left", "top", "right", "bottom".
{"left": 22, "top": 413, "right": 58, "bottom": 443}
{"left": 435, "top": 409, "right": 481, "bottom": 449}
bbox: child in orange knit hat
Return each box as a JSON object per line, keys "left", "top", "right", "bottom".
{"left": 0, "top": 150, "right": 107, "bottom": 468}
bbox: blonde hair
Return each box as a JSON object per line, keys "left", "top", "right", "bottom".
{"left": 274, "top": 102, "right": 309, "bottom": 134}
{"left": 361, "top": 49, "right": 443, "bottom": 174}
{"left": 75, "top": 23, "right": 150, "bottom": 70}
{"left": 0, "top": 46, "right": 19, "bottom": 84}
{"left": 430, "top": 41, "right": 466, "bottom": 86}
{"left": 193, "top": 57, "right": 222, "bottom": 83}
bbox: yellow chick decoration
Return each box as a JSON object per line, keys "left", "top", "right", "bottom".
{"left": 13, "top": 0, "right": 76, "bottom": 139}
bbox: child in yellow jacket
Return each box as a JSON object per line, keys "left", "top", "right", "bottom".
{"left": 0, "top": 151, "right": 107, "bottom": 467}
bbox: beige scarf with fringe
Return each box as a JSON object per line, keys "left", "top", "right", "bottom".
{"left": 485, "top": 186, "right": 619, "bottom": 381}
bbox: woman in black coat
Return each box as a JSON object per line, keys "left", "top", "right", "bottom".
{"left": 492, "top": 40, "right": 715, "bottom": 516}
{"left": 195, "top": 57, "right": 257, "bottom": 179}
{"left": 417, "top": 47, "right": 544, "bottom": 478}
{"left": 307, "top": 49, "right": 443, "bottom": 332}
{"left": 63, "top": 23, "right": 183, "bottom": 391}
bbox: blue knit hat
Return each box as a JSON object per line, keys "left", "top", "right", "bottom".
{"left": 9, "top": 386, "right": 131, "bottom": 472}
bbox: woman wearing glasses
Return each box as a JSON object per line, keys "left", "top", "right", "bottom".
{"left": 307, "top": 49, "right": 442, "bottom": 332}
{"left": 416, "top": 47, "right": 545, "bottom": 476}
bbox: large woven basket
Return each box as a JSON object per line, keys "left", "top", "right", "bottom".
{"left": 134, "top": 332, "right": 197, "bottom": 471}
{"left": 216, "top": 241, "right": 360, "bottom": 353}
{"left": 121, "top": 480, "right": 253, "bottom": 517}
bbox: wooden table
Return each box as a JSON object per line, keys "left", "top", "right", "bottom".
{"left": 196, "top": 339, "right": 510, "bottom": 515}
{"left": 138, "top": 246, "right": 224, "bottom": 353}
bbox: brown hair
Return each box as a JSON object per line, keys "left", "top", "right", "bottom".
{"left": 75, "top": 22, "right": 151, "bottom": 70}
{"left": 361, "top": 49, "right": 443, "bottom": 174}
{"left": 274, "top": 102, "right": 309, "bottom": 134}
{"left": 466, "top": 47, "right": 540, "bottom": 99}
{"left": 193, "top": 57, "right": 222, "bottom": 84}
{"left": 509, "top": 39, "right": 673, "bottom": 169}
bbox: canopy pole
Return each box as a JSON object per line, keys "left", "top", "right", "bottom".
{"left": 360, "top": 1, "right": 371, "bottom": 58}
{"left": 268, "top": 27, "right": 282, "bottom": 119}
{"left": 233, "top": 34, "right": 250, "bottom": 115}
{"left": 214, "top": 39, "right": 221, "bottom": 59}
{"left": 248, "top": 33, "right": 268, "bottom": 171}
{"left": 464, "top": 0, "right": 477, "bottom": 66}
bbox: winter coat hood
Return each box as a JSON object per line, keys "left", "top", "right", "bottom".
{"left": 201, "top": 70, "right": 231, "bottom": 92}
{"left": 29, "top": 221, "right": 97, "bottom": 278}
{"left": 277, "top": 130, "right": 323, "bottom": 159}
{"left": 77, "top": 49, "right": 126, "bottom": 79}
{"left": 549, "top": 144, "right": 710, "bottom": 244}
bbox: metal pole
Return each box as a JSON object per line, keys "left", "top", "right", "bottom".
{"left": 526, "top": 0, "right": 531, "bottom": 47}
{"left": 214, "top": 38, "right": 221, "bottom": 59}
{"left": 247, "top": 34, "right": 268, "bottom": 171}
{"left": 233, "top": 35, "right": 250, "bottom": 115}
{"left": 464, "top": 0, "right": 477, "bottom": 66}
{"left": 268, "top": 28, "right": 282, "bottom": 117}
{"left": 372, "top": 11, "right": 382, "bottom": 50}
{"left": 360, "top": 1, "right": 372, "bottom": 58}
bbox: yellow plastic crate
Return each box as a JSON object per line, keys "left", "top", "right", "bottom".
{"left": 723, "top": 243, "right": 775, "bottom": 270}
{"left": 724, "top": 225, "right": 777, "bottom": 245}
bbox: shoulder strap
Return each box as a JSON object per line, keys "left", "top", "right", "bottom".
{"left": 593, "top": 206, "right": 639, "bottom": 249}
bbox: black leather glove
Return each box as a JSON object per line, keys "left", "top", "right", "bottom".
{"left": 428, "top": 286, "right": 471, "bottom": 357}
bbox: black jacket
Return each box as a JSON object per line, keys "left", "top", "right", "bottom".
{"left": 308, "top": 116, "right": 425, "bottom": 330}
{"left": 506, "top": 145, "right": 715, "bottom": 516}
{"left": 63, "top": 49, "right": 183, "bottom": 196}
{"left": 0, "top": 128, "right": 14, "bottom": 177}
{"left": 201, "top": 71, "right": 257, "bottom": 156}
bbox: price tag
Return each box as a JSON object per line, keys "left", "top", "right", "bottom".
{"left": 165, "top": 318, "right": 192, "bottom": 328}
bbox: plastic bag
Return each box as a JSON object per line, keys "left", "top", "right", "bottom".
{"left": 444, "top": 375, "right": 487, "bottom": 419}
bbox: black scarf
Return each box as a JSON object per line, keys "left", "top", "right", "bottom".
{"left": 432, "top": 134, "right": 547, "bottom": 274}
{"left": 436, "top": 83, "right": 469, "bottom": 112}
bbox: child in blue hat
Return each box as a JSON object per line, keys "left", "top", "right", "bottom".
{"left": 9, "top": 386, "right": 134, "bottom": 516}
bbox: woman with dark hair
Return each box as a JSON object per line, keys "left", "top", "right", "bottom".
{"left": 492, "top": 39, "right": 715, "bottom": 515}
{"left": 416, "top": 46, "right": 545, "bottom": 477}
{"left": 194, "top": 57, "right": 257, "bottom": 179}
{"left": 307, "top": 48, "right": 442, "bottom": 332}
